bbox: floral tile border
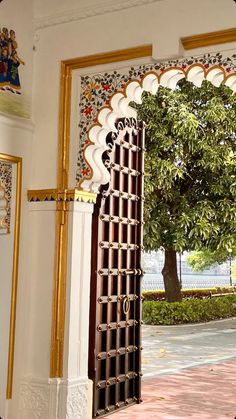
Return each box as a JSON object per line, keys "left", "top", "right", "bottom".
{"left": 77, "top": 51, "right": 236, "bottom": 185}
{"left": 0, "top": 160, "right": 12, "bottom": 233}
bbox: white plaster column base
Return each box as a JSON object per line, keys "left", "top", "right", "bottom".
{"left": 59, "top": 378, "right": 93, "bottom": 419}
{"left": 19, "top": 378, "right": 53, "bottom": 419}
{"left": 19, "top": 377, "right": 93, "bottom": 419}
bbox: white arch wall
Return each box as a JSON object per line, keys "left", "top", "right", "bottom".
{"left": 81, "top": 64, "right": 236, "bottom": 193}
{"left": 31, "top": 0, "right": 236, "bottom": 189}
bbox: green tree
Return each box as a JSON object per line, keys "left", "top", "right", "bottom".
{"left": 187, "top": 247, "right": 236, "bottom": 271}
{"left": 135, "top": 80, "right": 236, "bottom": 302}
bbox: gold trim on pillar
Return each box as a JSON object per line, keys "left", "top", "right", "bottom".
{"left": 0, "top": 153, "right": 22, "bottom": 400}
{"left": 181, "top": 27, "right": 236, "bottom": 50}
{"left": 27, "top": 188, "right": 97, "bottom": 203}
{"left": 51, "top": 199, "right": 69, "bottom": 377}
{"left": 50, "top": 45, "right": 153, "bottom": 378}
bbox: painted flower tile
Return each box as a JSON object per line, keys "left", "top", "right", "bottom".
{"left": 0, "top": 160, "right": 12, "bottom": 233}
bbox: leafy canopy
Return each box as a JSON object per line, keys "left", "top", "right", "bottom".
{"left": 187, "top": 247, "right": 236, "bottom": 271}
{"left": 134, "top": 79, "right": 236, "bottom": 253}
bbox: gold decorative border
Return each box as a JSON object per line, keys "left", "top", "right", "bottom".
{"left": 0, "top": 153, "right": 22, "bottom": 399}
{"left": 27, "top": 188, "right": 97, "bottom": 203}
{"left": 51, "top": 45, "right": 153, "bottom": 378}
{"left": 181, "top": 27, "right": 236, "bottom": 50}
{"left": 81, "top": 63, "right": 236, "bottom": 189}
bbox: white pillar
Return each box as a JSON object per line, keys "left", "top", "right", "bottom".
{"left": 18, "top": 200, "right": 94, "bottom": 419}
{"left": 58, "top": 201, "right": 94, "bottom": 419}
{"left": 17, "top": 202, "right": 58, "bottom": 419}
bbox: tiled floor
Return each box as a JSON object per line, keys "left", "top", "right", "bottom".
{"left": 110, "top": 359, "right": 236, "bottom": 418}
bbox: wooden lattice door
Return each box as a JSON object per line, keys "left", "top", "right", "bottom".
{"left": 88, "top": 118, "right": 145, "bottom": 418}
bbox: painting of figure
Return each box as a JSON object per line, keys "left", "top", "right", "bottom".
{"left": 0, "top": 27, "right": 25, "bottom": 94}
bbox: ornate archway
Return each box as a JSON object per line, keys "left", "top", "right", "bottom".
{"left": 84, "top": 61, "right": 236, "bottom": 417}
{"left": 26, "top": 48, "right": 236, "bottom": 419}
{"left": 80, "top": 63, "right": 236, "bottom": 193}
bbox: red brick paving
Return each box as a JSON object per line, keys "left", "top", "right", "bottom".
{"left": 110, "top": 359, "right": 236, "bottom": 418}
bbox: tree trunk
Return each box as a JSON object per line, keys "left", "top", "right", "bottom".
{"left": 162, "top": 248, "right": 182, "bottom": 302}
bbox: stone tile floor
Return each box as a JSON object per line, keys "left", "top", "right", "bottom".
{"left": 105, "top": 319, "right": 236, "bottom": 418}
{"left": 111, "top": 359, "right": 236, "bottom": 418}
{"left": 142, "top": 318, "right": 236, "bottom": 377}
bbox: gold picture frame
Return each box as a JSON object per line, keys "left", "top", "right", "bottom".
{"left": 0, "top": 153, "right": 22, "bottom": 399}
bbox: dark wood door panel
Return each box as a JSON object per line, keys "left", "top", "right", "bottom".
{"left": 88, "top": 118, "right": 145, "bottom": 418}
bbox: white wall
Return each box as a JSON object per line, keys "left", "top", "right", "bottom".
{"left": 31, "top": 0, "right": 236, "bottom": 189}
{"left": 0, "top": 2, "right": 34, "bottom": 417}
{"left": 24, "top": 202, "right": 56, "bottom": 380}
{"left": 34, "top": 0, "right": 105, "bottom": 19}
{"left": 0, "top": 115, "right": 34, "bottom": 419}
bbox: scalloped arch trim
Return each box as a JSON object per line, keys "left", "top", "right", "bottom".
{"left": 80, "top": 63, "right": 236, "bottom": 193}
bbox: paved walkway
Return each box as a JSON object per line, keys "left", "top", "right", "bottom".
{"left": 109, "top": 318, "right": 236, "bottom": 418}
{"left": 112, "top": 359, "right": 236, "bottom": 418}
{"left": 142, "top": 317, "right": 236, "bottom": 377}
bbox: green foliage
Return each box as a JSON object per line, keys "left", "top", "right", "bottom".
{"left": 134, "top": 80, "right": 236, "bottom": 254}
{"left": 143, "top": 295, "right": 236, "bottom": 325}
{"left": 187, "top": 247, "right": 236, "bottom": 271}
{"left": 143, "top": 286, "right": 236, "bottom": 301}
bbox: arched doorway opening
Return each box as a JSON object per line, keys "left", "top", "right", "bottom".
{"left": 80, "top": 63, "right": 236, "bottom": 418}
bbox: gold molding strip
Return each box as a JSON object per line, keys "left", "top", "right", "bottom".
{"left": 0, "top": 153, "right": 22, "bottom": 400}
{"left": 51, "top": 200, "right": 69, "bottom": 378}
{"left": 27, "top": 188, "right": 97, "bottom": 203}
{"left": 51, "top": 44, "right": 153, "bottom": 378}
{"left": 181, "top": 27, "right": 236, "bottom": 50}
{"left": 64, "top": 44, "right": 153, "bottom": 70}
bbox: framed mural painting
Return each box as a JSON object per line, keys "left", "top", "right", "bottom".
{"left": 0, "top": 22, "right": 29, "bottom": 118}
